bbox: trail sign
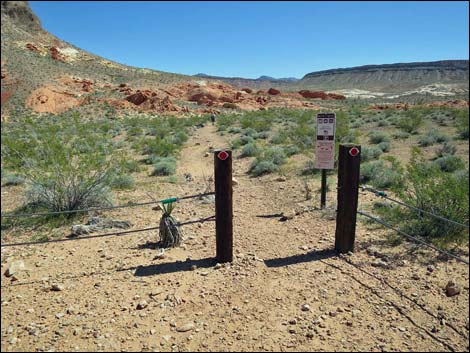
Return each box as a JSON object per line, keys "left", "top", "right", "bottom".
{"left": 315, "top": 113, "right": 336, "bottom": 170}
{"left": 217, "top": 151, "right": 229, "bottom": 161}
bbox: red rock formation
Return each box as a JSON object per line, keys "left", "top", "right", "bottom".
{"left": 50, "top": 47, "right": 65, "bottom": 62}
{"left": 299, "top": 90, "right": 327, "bottom": 99}
{"left": 241, "top": 88, "right": 253, "bottom": 94}
{"left": 125, "top": 92, "right": 148, "bottom": 105}
{"left": 26, "top": 43, "right": 41, "bottom": 54}
{"left": 268, "top": 88, "right": 281, "bottom": 95}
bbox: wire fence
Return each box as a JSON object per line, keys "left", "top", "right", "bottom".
{"left": 361, "top": 186, "right": 469, "bottom": 229}
{"left": 0, "top": 192, "right": 215, "bottom": 219}
{"left": 357, "top": 210, "right": 469, "bottom": 265}
{"left": 0, "top": 215, "right": 215, "bottom": 248}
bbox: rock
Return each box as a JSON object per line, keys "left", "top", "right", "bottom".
{"left": 51, "top": 284, "right": 64, "bottom": 292}
{"left": 232, "top": 177, "right": 239, "bottom": 186}
{"left": 427, "top": 265, "right": 435, "bottom": 273}
{"left": 176, "top": 323, "right": 194, "bottom": 332}
{"left": 445, "top": 280, "right": 460, "bottom": 297}
{"left": 126, "top": 91, "right": 148, "bottom": 105}
{"left": 351, "top": 309, "right": 361, "bottom": 318}
{"left": 276, "top": 176, "right": 287, "bottom": 182}
{"left": 301, "top": 304, "right": 311, "bottom": 312}
{"left": 268, "top": 88, "right": 281, "bottom": 95}
{"left": 5, "top": 260, "right": 26, "bottom": 277}
{"left": 136, "top": 300, "right": 148, "bottom": 310}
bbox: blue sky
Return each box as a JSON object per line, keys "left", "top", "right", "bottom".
{"left": 30, "top": 1, "right": 469, "bottom": 79}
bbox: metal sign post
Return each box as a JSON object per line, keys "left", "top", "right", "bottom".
{"left": 315, "top": 113, "right": 336, "bottom": 209}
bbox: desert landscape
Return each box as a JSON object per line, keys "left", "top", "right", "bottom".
{"left": 1, "top": 1, "right": 469, "bottom": 352}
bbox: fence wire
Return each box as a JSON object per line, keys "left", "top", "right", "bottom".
{"left": 361, "top": 186, "right": 469, "bottom": 229}
{"left": 0, "top": 192, "right": 215, "bottom": 219}
{"left": 357, "top": 210, "right": 469, "bottom": 265}
{"left": 0, "top": 215, "right": 215, "bottom": 248}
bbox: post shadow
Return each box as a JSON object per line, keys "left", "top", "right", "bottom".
{"left": 263, "top": 248, "right": 337, "bottom": 268}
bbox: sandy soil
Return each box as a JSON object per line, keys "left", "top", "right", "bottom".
{"left": 1, "top": 125, "right": 469, "bottom": 352}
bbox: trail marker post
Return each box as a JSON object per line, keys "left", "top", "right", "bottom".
{"left": 315, "top": 113, "right": 336, "bottom": 209}
{"left": 214, "top": 149, "right": 233, "bottom": 262}
{"left": 335, "top": 144, "right": 361, "bottom": 253}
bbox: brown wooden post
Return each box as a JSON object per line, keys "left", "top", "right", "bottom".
{"left": 214, "top": 149, "right": 233, "bottom": 262}
{"left": 335, "top": 144, "right": 361, "bottom": 253}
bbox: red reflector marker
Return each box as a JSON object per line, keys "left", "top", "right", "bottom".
{"left": 217, "top": 151, "right": 229, "bottom": 160}
{"left": 349, "top": 147, "right": 360, "bottom": 157}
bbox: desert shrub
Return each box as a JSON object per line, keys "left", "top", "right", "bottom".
{"left": 152, "top": 157, "right": 177, "bottom": 176}
{"left": 228, "top": 127, "right": 242, "bottom": 134}
{"left": 369, "top": 132, "right": 390, "bottom": 144}
{"left": 397, "top": 109, "right": 423, "bottom": 134}
{"left": 110, "top": 174, "right": 135, "bottom": 189}
{"left": 418, "top": 129, "right": 449, "bottom": 147}
{"left": 455, "top": 108, "right": 469, "bottom": 139}
{"left": 254, "top": 131, "right": 269, "bottom": 139}
{"left": 360, "top": 157, "right": 404, "bottom": 191}
{"left": 340, "top": 130, "right": 359, "bottom": 144}
{"left": 435, "top": 142, "right": 457, "bottom": 158}
{"left": 270, "top": 131, "right": 288, "bottom": 144}
{"left": 143, "top": 137, "right": 178, "bottom": 157}
{"left": 242, "top": 128, "right": 258, "bottom": 137}
{"left": 1, "top": 114, "right": 115, "bottom": 213}
{"left": 240, "top": 143, "right": 260, "bottom": 157}
{"left": 248, "top": 146, "right": 287, "bottom": 176}
{"left": 1, "top": 170, "right": 25, "bottom": 186}
{"left": 285, "top": 145, "right": 300, "bottom": 156}
{"left": 378, "top": 141, "right": 391, "bottom": 152}
{"left": 171, "top": 131, "right": 188, "bottom": 145}
{"left": 264, "top": 146, "right": 287, "bottom": 166}
{"left": 377, "top": 120, "right": 390, "bottom": 127}
{"left": 433, "top": 155, "right": 466, "bottom": 173}
{"left": 249, "top": 160, "right": 279, "bottom": 176}
{"left": 376, "top": 151, "right": 469, "bottom": 246}
{"left": 361, "top": 146, "right": 383, "bottom": 162}
{"left": 301, "top": 160, "right": 320, "bottom": 175}
{"left": 392, "top": 130, "right": 410, "bottom": 140}
{"left": 121, "top": 159, "right": 141, "bottom": 173}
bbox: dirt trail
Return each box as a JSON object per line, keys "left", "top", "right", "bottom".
{"left": 1, "top": 124, "right": 469, "bottom": 352}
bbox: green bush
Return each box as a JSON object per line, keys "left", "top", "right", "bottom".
{"left": 152, "top": 157, "right": 177, "bottom": 176}
{"left": 1, "top": 114, "right": 115, "bottom": 213}
{"left": 240, "top": 143, "right": 260, "bottom": 157}
{"left": 270, "top": 131, "right": 288, "bottom": 144}
{"left": 455, "top": 108, "right": 469, "bottom": 139}
{"left": 435, "top": 142, "right": 457, "bottom": 158}
{"left": 228, "top": 127, "right": 242, "bottom": 134}
{"left": 110, "top": 174, "right": 135, "bottom": 189}
{"left": 392, "top": 130, "right": 410, "bottom": 140}
{"left": 1, "top": 170, "right": 25, "bottom": 186}
{"left": 433, "top": 155, "right": 466, "bottom": 173}
{"left": 360, "top": 158, "right": 404, "bottom": 191}
{"left": 369, "top": 132, "right": 390, "bottom": 144}
{"left": 264, "top": 146, "right": 287, "bottom": 166}
{"left": 285, "top": 145, "right": 300, "bottom": 156}
{"left": 397, "top": 109, "right": 423, "bottom": 134}
{"left": 378, "top": 141, "right": 391, "bottom": 152}
{"left": 249, "top": 160, "right": 279, "bottom": 176}
{"left": 361, "top": 146, "right": 383, "bottom": 162}
{"left": 376, "top": 151, "right": 469, "bottom": 246}
{"left": 418, "top": 129, "right": 449, "bottom": 147}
